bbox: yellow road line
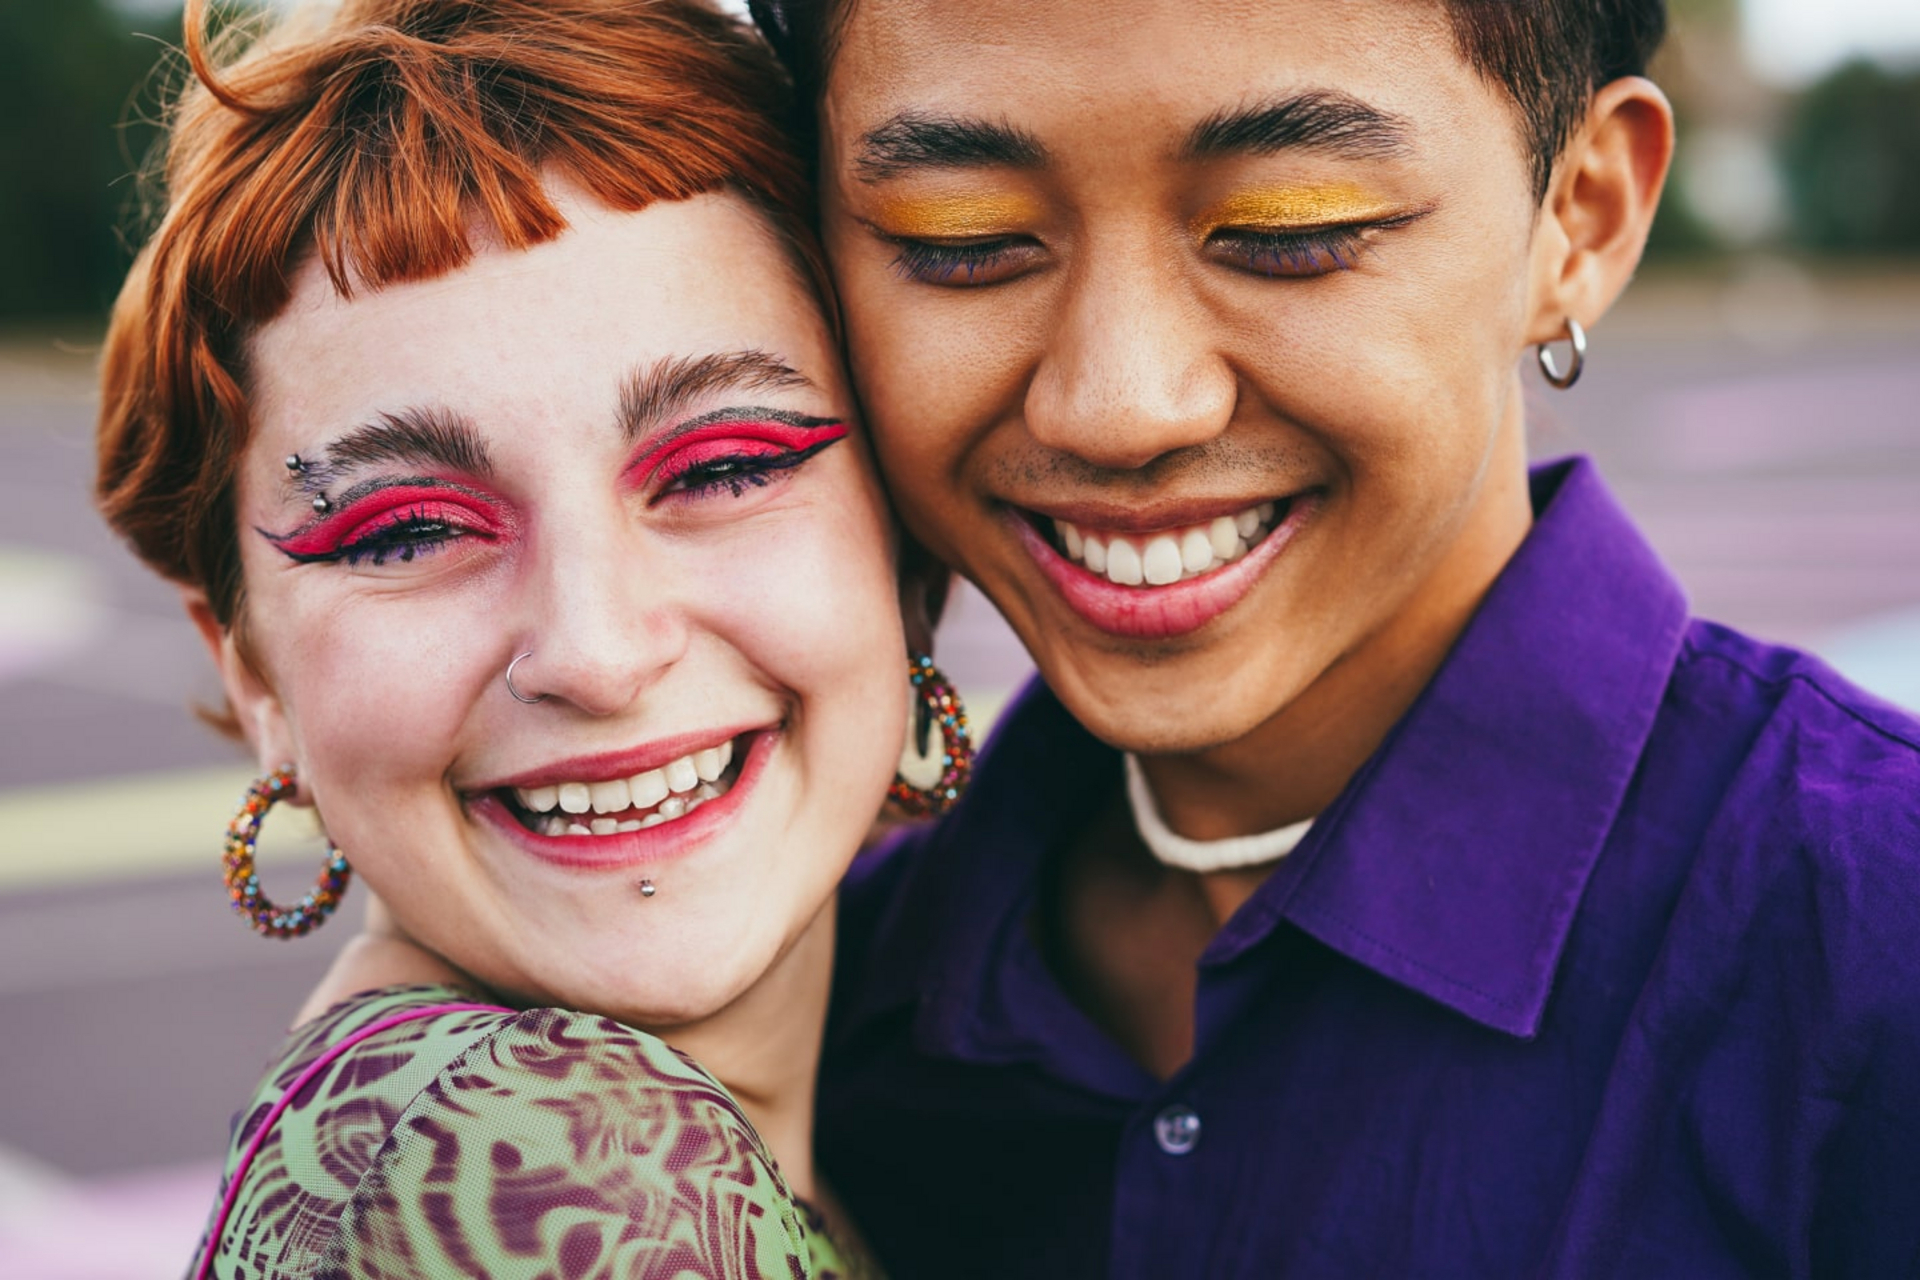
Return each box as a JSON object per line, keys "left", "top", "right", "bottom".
{"left": 0, "top": 765, "right": 264, "bottom": 890}
{"left": 0, "top": 690, "right": 1012, "bottom": 892}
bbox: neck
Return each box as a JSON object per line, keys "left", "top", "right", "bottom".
{"left": 1142, "top": 406, "right": 1534, "bottom": 915}
{"left": 650, "top": 897, "right": 836, "bottom": 1203}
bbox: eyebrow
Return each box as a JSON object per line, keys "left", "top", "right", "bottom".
{"left": 619, "top": 350, "right": 814, "bottom": 441}
{"left": 1185, "top": 90, "right": 1414, "bottom": 162}
{"left": 854, "top": 112, "right": 1046, "bottom": 181}
{"left": 311, "top": 405, "right": 494, "bottom": 487}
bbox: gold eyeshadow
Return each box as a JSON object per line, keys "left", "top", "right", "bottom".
{"left": 1191, "top": 183, "right": 1402, "bottom": 235}
{"left": 870, "top": 192, "right": 1043, "bottom": 239}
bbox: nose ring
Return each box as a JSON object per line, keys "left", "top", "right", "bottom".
{"left": 505, "top": 652, "right": 546, "bottom": 705}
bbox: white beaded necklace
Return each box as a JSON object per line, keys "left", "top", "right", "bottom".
{"left": 1123, "top": 753, "right": 1314, "bottom": 873}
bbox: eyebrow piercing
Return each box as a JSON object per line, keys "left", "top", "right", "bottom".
{"left": 285, "top": 454, "right": 306, "bottom": 473}
{"left": 311, "top": 494, "right": 331, "bottom": 514}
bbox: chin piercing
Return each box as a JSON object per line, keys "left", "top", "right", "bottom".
{"left": 639, "top": 879, "right": 656, "bottom": 898}
{"left": 311, "top": 494, "right": 331, "bottom": 514}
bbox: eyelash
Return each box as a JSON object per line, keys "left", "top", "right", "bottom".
{"left": 888, "top": 238, "right": 1028, "bottom": 285}
{"left": 652, "top": 438, "right": 841, "bottom": 502}
{"left": 1205, "top": 225, "right": 1372, "bottom": 276}
{"left": 282, "top": 500, "right": 490, "bottom": 568}
{"left": 887, "top": 219, "right": 1407, "bottom": 286}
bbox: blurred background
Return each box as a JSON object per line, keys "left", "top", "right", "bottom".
{"left": 1, "top": 0, "right": 1916, "bottom": 1274}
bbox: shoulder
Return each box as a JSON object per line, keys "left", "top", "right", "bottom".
{"left": 1631, "top": 628, "right": 1920, "bottom": 1260}
{"left": 320, "top": 1000, "right": 816, "bottom": 1278}
{"left": 206, "top": 987, "right": 818, "bottom": 1279}
{"left": 1670, "top": 621, "right": 1920, "bottom": 871}
{"left": 1659, "top": 625, "right": 1920, "bottom": 1089}
{"left": 833, "top": 676, "right": 1114, "bottom": 1016}
{"left": 202, "top": 985, "right": 514, "bottom": 1278}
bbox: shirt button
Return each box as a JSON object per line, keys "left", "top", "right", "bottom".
{"left": 1153, "top": 1104, "right": 1202, "bottom": 1156}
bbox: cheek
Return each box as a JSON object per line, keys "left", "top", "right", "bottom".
{"left": 842, "top": 306, "right": 1007, "bottom": 560}
{"left": 248, "top": 571, "right": 494, "bottom": 808}
{"left": 683, "top": 475, "right": 907, "bottom": 705}
{"left": 1235, "top": 226, "right": 1534, "bottom": 474}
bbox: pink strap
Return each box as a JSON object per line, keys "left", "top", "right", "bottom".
{"left": 193, "top": 1001, "right": 509, "bottom": 1280}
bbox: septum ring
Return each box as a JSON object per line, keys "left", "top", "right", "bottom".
{"left": 505, "top": 652, "right": 546, "bottom": 705}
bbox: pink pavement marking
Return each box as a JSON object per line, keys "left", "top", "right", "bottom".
{"left": 1653, "top": 364, "right": 1920, "bottom": 473}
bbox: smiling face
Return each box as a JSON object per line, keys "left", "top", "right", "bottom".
{"left": 821, "top": 0, "right": 1555, "bottom": 758}
{"left": 228, "top": 186, "right": 906, "bottom": 1029}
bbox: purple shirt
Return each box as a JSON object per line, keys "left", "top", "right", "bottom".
{"left": 820, "top": 458, "right": 1920, "bottom": 1279}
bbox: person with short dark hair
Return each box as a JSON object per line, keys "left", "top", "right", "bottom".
{"left": 743, "top": 2, "right": 1920, "bottom": 1276}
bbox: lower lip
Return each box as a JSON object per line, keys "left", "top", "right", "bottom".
{"left": 470, "top": 730, "right": 776, "bottom": 871}
{"left": 1012, "top": 497, "right": 1319, "bottom": 641}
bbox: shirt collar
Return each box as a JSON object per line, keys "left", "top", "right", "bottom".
{"left": 1215, "top": 457, "right": 1690, "bottom": 1036}
{"left": 843, "top": 457, "right": 1690, "bottom": 1050}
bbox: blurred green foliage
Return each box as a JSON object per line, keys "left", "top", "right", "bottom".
{"left": 0, "top": 1, "right": 182, "bottom": 322}
{"left": 0, "top": 2, "right": 1915, "bottom": 323}
{"left": 1781, "top": 61, "right": 1920, "bottom": 254}
{"left": 0, "top": 1, "right": 183, "bottom": 320}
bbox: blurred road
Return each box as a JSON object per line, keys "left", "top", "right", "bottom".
{"left": 1, "top": 261, "right": 1916, "bottom": 1276}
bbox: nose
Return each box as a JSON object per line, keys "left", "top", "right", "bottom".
{"left": 511, "top": 516, "right": 688, "bottom": 717}
{"left": 1023, "top": 247, "right": 1236, "bottom": 471}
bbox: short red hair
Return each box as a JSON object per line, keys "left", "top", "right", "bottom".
{"left": 98, "top": 0, "right": 813, "bottom": 630}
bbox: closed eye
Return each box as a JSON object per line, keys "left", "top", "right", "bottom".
{"left": 652, "top": 436, "right": 846, "bottom": 503}
{"left": 886, "top": 236, "right": 1041, "bottom": 287}
{"left": 262, "top": 483, "right": 508, "bottom": 568}
{"left": 631, "top": 417, "right": 851, "bottom": 505}
{"left": 1206, "top": 211, "right": 1427, "bottom": 278}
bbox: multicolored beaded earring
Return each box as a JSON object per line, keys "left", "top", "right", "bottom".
{"left": 223, "top": 765, "right": 352, "bottom": 939}
{"left": 889, "top": 652, "right": 973, "bottom": 818}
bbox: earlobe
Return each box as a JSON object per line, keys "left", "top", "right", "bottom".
{"left": 182, "top": 589, "right": 303, "bottom": 792}
{"left": 1527, "top": 76, "right": 1676, "bottom": 344}
{"left": 895, "top": 531, "right": 952, "bottom": 655}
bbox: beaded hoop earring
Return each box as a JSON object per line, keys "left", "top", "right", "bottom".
{"left": 223, "top": 766, "right": 352, "bottom": 939}
{"left": 889, "top": 653, "right": 973, "bottom": 818}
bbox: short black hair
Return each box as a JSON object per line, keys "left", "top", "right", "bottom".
{"left": 747, "top": 0, "right": 1667, "bottom": 202}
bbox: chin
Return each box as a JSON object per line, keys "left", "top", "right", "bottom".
{"left": 1052, "top": 660, "right": 1288, "bottom": 757}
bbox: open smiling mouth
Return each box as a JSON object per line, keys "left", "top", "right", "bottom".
{"left": 1036, "top": 498, "right": 1291, "bottom": 587}
{"left": 497, "top": 738, "right": 744, "bottom": 838}
{"left": 1010, "top": 491, "right": 1320, "bottom": 641}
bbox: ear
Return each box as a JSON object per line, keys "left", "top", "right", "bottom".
{"left": 183, "top": 588, "right": 306, "bottom": 800}
{"left": 895, "top": 531, "right": 952, "bottom": 657}
{"left": 1525, "top": 76, "right": 1675, "bottom": 344}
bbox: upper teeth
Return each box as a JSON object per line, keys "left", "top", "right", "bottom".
{"left": 514, "top": 740, "right": 734, "bottom": 836}
{"left": 1054, "top": 503, "right": 1277, "bottom": 587}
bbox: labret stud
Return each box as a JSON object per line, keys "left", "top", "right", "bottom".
{"left": 639, "top": 879, "right": 656, "bottom": 899}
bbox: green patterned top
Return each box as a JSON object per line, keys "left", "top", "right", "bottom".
{"left": 191, "top": 984, "right": 875, "bottom": 1279}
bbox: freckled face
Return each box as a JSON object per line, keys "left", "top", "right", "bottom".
{"left": 822, "top": 0, "right": 1547, "bottom": 754}
{"left": 237, "top": 189, "right": 906, "bottom": 1028}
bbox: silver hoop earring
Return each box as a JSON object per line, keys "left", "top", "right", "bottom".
{"left": 1537, "top": 316, "right": 1586, "bottom": 390}
{"left": 505, "top": 652, "right": 546, "bottom": 705}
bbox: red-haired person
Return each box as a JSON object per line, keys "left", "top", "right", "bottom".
{"left": 99, "top": 1, "right": 956, "bottom": 1273}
